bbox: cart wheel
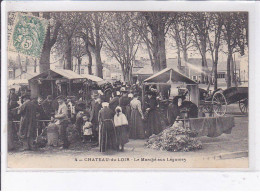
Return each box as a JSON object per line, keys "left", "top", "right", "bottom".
{"left": 239, "top": 98, "right": 248, "bottom": 114}
{"left": 212, "top": 92, "right": 227, "bottom": 116}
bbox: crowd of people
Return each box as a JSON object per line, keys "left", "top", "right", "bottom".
{"left": 8, "top": 81, "right": 198, "bottom": 153}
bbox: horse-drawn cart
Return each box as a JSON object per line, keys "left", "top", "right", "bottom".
{"left": 199, "top": 83, "right": 248, "bottom": 116}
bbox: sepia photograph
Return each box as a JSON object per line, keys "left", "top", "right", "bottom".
{"left": 5, "top": 9, "right": 249, "bottom": 169}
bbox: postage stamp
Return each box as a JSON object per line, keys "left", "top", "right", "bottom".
{"left": 9, "top": 13, "right": 48, "bottom": 58}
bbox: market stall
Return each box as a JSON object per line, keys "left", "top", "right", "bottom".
{"left": 29, "top": 69, "right": 86, "bottom": 99}
{"left": 8, "top": 79, "right": 28, "bottom": 90}
{"left": 143, "top": 67, "right": 235, "bottom": 140}
{"left": 143, "top": 67, "right": 199, "bottom": 106}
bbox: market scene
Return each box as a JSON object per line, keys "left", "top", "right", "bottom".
{"left": 7, "top": 12, "right": 249, "bottom": 168}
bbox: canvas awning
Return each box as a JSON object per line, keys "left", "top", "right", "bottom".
{"left": 81, "top": 74, "right": 103, "bottom": 82}
{"left": 51, "top": 69, "right": 84, "bottom": 79}
{"left": 144, "top": 68, "right": 196, "bottom": 84}
{"left": 29, "top": 69, "right": 85, "bottom": 81}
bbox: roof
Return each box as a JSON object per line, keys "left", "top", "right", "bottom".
{"left": 51, "top": 69, "right": 83, "bottom": 79}
{"left": 144, "top": 68, "right": 196, "bottom": 84}
{"left": 8, "top": 79, "right": 28, "bottom": 86}
{"left": 81, "top": 74, "right": 107, "bottom": 85}
{"left": 29, "top": 69, "right": 84, "bottom": 81}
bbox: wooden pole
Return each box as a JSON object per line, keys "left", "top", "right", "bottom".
{"left": 142, "top": 83, "right": 145, "bottom": 110}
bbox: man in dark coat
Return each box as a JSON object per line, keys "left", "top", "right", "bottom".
{"left": 98, "top": 102, "right": 117, "bottom": 152}
{"left": 18, "top": 94, "right": 37, "bottom": 150}
{"left": 109, "top": 92, "right": 120, "bottom": 113}
{"left": 33, "top": 96, "right": 48, "bottom": 135}
{"left": 90, "top": 97, "right": 102, "bottom": 142}
{"left": 167, "top": 96, "right": 180, "bottom": 126}
{"left": 42, "top": 95, "right": 55, "bottom": 119}
{"left": 119, "top": 88, "right": 130, "bottom": 115}
{"left": 146, "top": 91, "right": 162, "bottom": 137}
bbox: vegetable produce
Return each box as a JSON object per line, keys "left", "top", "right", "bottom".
{"left": 145, "top": 122, "right": 202, "bottom": 152}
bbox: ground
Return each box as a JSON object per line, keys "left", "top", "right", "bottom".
{"left": 7, "top": 103, "right": 248, "bottom": 169}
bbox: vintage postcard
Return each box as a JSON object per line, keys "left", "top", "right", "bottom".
{"left": 2, "top": 1, "right": 251, "bottom": 169}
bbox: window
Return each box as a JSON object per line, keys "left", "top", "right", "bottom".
{"left": 81, "top": 69, "right": 84, "bottom": 74}
{"left": 9, "top": 71, "right": 13, "bottom": 79}
{"left": 217, "top": 73, "right": 225, "bottom": 79}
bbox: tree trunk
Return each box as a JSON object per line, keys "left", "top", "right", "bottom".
{"left": 158, "top": 29, "right": 167, "bottom": 70}
{"left": 39, "top": 13, "right": 51, "bottom": 73}
{"left": 146, "top": 43, "right": 154, "bottom": 68}
{"left": 150, "top": 25, "right": 166, "bottom": 73}
{"left": 65, "top": 38, "right": 72, "bottom": 70}
{"left": 86, "top": 46, "right": 92, "bottom": 75}
{"left": 226, "top": 53, "right": 231, "bottom": 88}
{"left": 183, "top": 48, "right": 188, "bottom": 62}
{"left": 34, "top": 58, "right": 37, "bottom": 73}
{"left": 38, "top": 12, "right": 60, "bottom": 73}
{"left": 95, "top": 48, "right": 103, "bottom": 78}
{"left": 77, "top": 58, "right": 81, "bottom": 74}
{"left": 230, "top": 55, "right": 235, "bottom": 85}
{"left": 177, "top": 53, "right": 181, "bottom": 70}
{"left": 94, "top": 13, "right": 103, "bottom": 78}
{"left": 214, "top": 61, "right": 218, "bottom": 91}
{"left": 12, "top": 68, "right": 16, "bottom": 79}
{"left": 201, "top": 53, "right": 208, "bottom": 84}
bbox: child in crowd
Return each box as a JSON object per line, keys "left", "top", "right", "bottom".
{"left": 82, "top": 115, "right": 93, "bottom": 143}
{"left": 46, "top": 117, "right": 59, "bottom": 147}
{"left": 114, "top": 106, "right": 129, "bottom": 151}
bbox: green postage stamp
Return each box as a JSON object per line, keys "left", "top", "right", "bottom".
{"left": 9, "top": 13, "right": 48, "bottom": 58}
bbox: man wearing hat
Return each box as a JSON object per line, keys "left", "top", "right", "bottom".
{"left": 18, "top": 94, "right": 37, "bottom": 150}
{"left": 109, "top": 90, "right": 120, "bottom": 114}
{"left": 145, "top": 90, "right": 162, "bottom": 137}
{"left": 54, "top": 96, "right": 70, "bottom": 149}
{"left": 119, "top": 87, "right": 130, "bottom": 115}
{"left": 90, "top": 97, "right": 102, "bottom": 142}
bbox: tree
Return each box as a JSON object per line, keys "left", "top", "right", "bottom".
{"left": 8, "top": 58, "right": 19, "bottom": 79}
{"left": 169, "top": 13, "right": 192, "bottom": 71}
{"left": 54, "top": 12, "right": 82, "bottom": 70}
{"left": 189, "top": 12, "right": 211, "bottom": 84}
{"left": 234, "top": 12, "right": 248, "bottom": 56}
{"left": 103, "top": 13, "right": 140, "bottom": 83}
{"left": 72, "top": 37, "right": 87, "bottom": 74}
{"left": 223, "top": 12, "right": 239, "bottom": 87}
{"left": 223, "top": 12, "right": 248, "bottom": 87}
{"left": 207, "top": 13, "right": 224, "bottom": 90}
{"left": 142, "top": 12, "right": 172, "bottom": 72}
{"left": 32, "top": 12, "right": 61, "bottom": 73}
{"left": 75, "top": 13, "right": 94, "bottom": 75}
{"left": 132, "top": 14, "right": 154, "bottom": 68}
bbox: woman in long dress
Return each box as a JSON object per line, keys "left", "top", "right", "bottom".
{"left": 146, "top": 92, "right": 162, "bottom": 137}
{"left": 98, "top": 102, "right": 117, "bottom": 152}
{"left": 129, "top": 94, "right": 145, "bottom": 139}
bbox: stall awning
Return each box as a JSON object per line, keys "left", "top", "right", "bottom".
{"left": 51, "top": 69, "right": 84, "bottom": 79}
{"left": 144, "top": 68, "right": 196, "bottom": 84}
{"left": 29, "top": 69, "right": 85, "bottom": 81}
